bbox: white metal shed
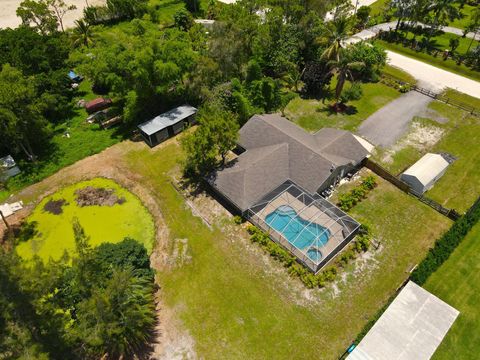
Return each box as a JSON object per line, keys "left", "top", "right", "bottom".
{"left": 400, "top": 153, "right": 450, "bottom": 194}
{"left": 347, "top": 281, "right": 459, "bottom": 360}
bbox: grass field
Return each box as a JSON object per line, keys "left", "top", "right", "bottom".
{"left": 424, "top": 221, "right": 480, "bottom": 359}
{"left": 15, "top": 178, "right": 154, "bottom": 261}
{"left": 2, "top": 81, "right": 123, "bottom": 203}
{"left": 374, "top": 98, "right": 480, "bottom": 212}
{"left": 449, "top": 4, "right": 478, "bottom": 30}
{"left": 123, "top": 140, "right": 450, "bottom": 359}
{"left": 382, "top": 64, "right": 417, "bottom": 84}
{"left": 376, "top": 39, "right": 480, "bottom": 82}
{"left": 284, "top": 81, "right": 400, "bottom": 132}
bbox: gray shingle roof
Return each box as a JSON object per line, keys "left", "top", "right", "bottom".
{"left": 209, "top": 114, "right": 370, "bottom": 211}
{"left": 138, "top": 105, "right": 197, "bottom": 136}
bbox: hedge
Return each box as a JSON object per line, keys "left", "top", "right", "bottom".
{"left": 246, "top": 224, "right": 372, "bottom": 289}
{"left": 337, "top": 176, "right": 377, "bottom": 211}
{"left": 410, "top": 196, "right": 480, "bottom": 285}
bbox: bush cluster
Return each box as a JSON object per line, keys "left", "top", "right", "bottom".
{"left": 337, "top": 176, "right": 377, "bottom": 211}
{"left": 380, "top": 76, "right": 412, "bottom": 92}
{"left": 246, "top": 223, "right": 373, "bottom": 289}
{"left": 410, "top": 197, "right": 480, "bottom": 285}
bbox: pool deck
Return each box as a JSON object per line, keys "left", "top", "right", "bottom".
{"left": 257, "top": 192, "right": 346, "bottom": 261}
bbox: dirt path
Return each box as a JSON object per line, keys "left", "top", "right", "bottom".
{"left": 0, "top": 0, "right": 106, "bottom": 30}
{"left": 0, "top": 139, "right": 195, "bottom": 360}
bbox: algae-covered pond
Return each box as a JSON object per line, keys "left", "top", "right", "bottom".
{"left": 16, "top": 178, "right": 155, "bottom": 261}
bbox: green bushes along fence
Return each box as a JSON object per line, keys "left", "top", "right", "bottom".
{"left": 337, "top": 176, "right": 378, "bottom": 211}
{"left": 410, "top": 196, "right": 480, "bottom": 285}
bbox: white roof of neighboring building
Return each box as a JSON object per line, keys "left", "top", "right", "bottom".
{"left": 194, "top": 19, "right": 215, "bottom": 25}
{"left": 138, "top": 105, "right": 197, "bottom": 136}
{"left": 353, "top": 135, "right": 375, "bottom": 153}
{"left": 402, "top": 153, "right": 449, "bottom": 186}
{"left": 347, "top": 281, "right": 459, "bottom": 360}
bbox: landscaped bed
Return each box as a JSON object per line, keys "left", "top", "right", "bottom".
{"left": 15, "top": 177, "right": 155, "bottom": 261}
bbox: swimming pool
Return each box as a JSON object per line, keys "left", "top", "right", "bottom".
{"left": 265, "top": 205, "right": 330, "bottom": 262}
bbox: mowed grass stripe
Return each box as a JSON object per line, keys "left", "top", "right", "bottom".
{"left": 424, "top": 222, "right": 480, "bottom": 359}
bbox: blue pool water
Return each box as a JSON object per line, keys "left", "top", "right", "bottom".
{"left": 265, "top": 205, "right": 330, "bottom": 262}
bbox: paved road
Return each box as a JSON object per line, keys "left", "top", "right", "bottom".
{"left": 387, "top": 50, "right": 480, "bottom": 97}
{"left": 357, "top": 91, "right": 433, "bottom": 147}
{"left": 346, "top": 22, "right": 480, "bottom": 98}
{"left": 346, "top": 21, "right": 479, "bottom": 44}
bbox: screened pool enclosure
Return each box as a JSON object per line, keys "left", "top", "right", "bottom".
{"left": 246, "top": 181, "right": 360, "bottom": 273}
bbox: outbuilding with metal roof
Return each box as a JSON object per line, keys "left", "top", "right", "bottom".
{"left": 137, "top": 105, "right": 197, "bottom": 147}
{"left": 400, "top": 153, "right": 451, "bottom": 194}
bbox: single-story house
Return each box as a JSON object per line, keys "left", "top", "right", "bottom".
{"left": 137, "top": 105, "right": 197, "bottom": 147}
{"left": 85, "top": 98, "right": 112, "bottom": 114}
{"left": 207, "top": 114, "right": 371, "bottom": 272}
{"left": 347, "top": 281, "right": 459, "bottom": 360}
{"left": 400, "top": 153, "right": 451, "bottom": 194}
{"left": 0, "top": 155, "right": 21, "bottom": 182}
{"left": 208, "top": 114, "right": 372, "bottom": 214}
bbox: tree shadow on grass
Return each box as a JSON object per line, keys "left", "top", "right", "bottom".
{"left": 316, "top": 104, "right": 358, "bottom": 116}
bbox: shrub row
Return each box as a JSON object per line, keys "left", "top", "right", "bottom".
{"left": 246, "top": 224, "right": 373, "bottom": 289}
{"left": 380, "top": 76, "right": 412, "bottom": 93}
{"left": 337, "top": 176, "right": 377, "bottom": 212}
{"left": 410, "top": 197, "right": 480, "bottom": 285}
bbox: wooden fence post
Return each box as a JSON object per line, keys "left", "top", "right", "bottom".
{"left": 0, "top": 210, "right": 9, "bottom": 231}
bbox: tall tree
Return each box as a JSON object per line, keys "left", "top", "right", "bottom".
{"left": 465, "top": 7, "right": 480, "bottom": 53}
{"left": 319, "top": 16, "right": 351, "bottom": 62}
{"left": 391, "top": 0, "right": 416, "bottom": 31}
{"left": 0, "top": 65, "right": 50, "bottom": 160}
{"left": 17, "top": 0, "right": 58, "bottom": 34}
{"left": 71, "top": 19, "right": 94, "bottom": 47}
{"left": 46, "top": 0, "right": 77, "bottom": 32}
{"left": 425, "top": 0, "right": 461, "bottom": 36}
{"left": 327, "top": 48, "right": 365, "bottom": 108}
{"left": 75, "top": 267, "right": 156, "bottom": 358}
{"left": 181, "top": 105, "right": 239, "bottom": 176}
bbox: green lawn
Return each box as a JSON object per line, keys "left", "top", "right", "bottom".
{"left": 442, "top": 88, "right": 480, "bottom": 109}
{"left": 449, "top": 4, "right": 478, "bottom": 30}
{"left": 424, "top": 221, "right": 480, "bottom": 359}
{"left": 284, "top": 81, "right": 401, "bottom": 132}
{"left": 149, "top": 0, "right": 185, "bottom": 25}
{"left": 382, "top": 64, "right": 417, "bottom": 84}
{"left": 374, "top": 99, "right": 480, "bottom": 212}
{"left": 368, "top": 0, "right": 391, "bottom": 22}
{"left": 1, "top": 81, "right": 123, "bottom": 203}
{"left": 123, "top": 140, "right": 450, "bottom": 359}
{"left": 15, "top": 178, "right": 155, "bottom": 262}
{"left": 377, "top": 40, "right": 480, "bottom": 82}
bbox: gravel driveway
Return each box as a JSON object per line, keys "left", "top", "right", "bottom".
{"left": 357, "top": 91, "right": 433, "bottom": 147}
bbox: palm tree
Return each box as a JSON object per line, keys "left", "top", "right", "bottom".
{"left": 71, "top": 19, "right": 94, "bottom": 48}
{"left": 318, "top": 17, "right": 351, "bottom": 63}
{"left": 465, "top": 7, "right": 480, "bottom": 54}
{"left": 327, "top": 48, "right": 365, "bottom": 110}
{"left": 426, "top": 0, "right": 461, "bottom": 38}
{"left": 77, "top": 268, "right": 156, "bottom": 358}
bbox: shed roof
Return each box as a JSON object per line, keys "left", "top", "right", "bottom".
{"left": 402, "top": 153, "right": 449, "bottom": 186}
{"left": 347, "top": 281, "right": 459, "bottom": 360}
{"left": 138, "top": 105, "right": 197, "bottom": 136}
{"left": 209, "top": 114, "right": 370, "bottom": 211}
